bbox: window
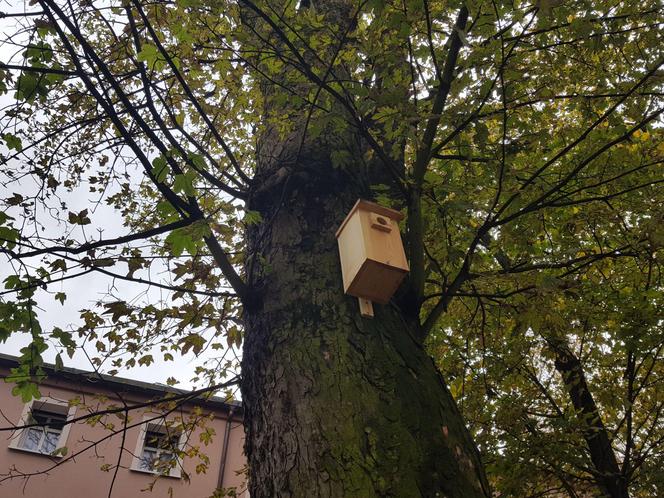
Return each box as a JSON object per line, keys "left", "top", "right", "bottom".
{"left": 9, "top": 397, "right": 76, "bottom": 457}
{"left": 139, "top": 430, "right": 180, "bottom": 473}
{"left": 19, "top": 410, "right": 67, "bottom": 454}
{"left": 131, "top": 420, "right": 184, "bottom": 478}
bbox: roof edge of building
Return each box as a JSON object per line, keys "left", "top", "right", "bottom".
{"left": 0, "top": 352, "right": 242, "bottom": 416}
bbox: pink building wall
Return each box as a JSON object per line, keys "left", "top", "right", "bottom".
{"left": 0, "top": 360, "right": 247, "bottom": 498}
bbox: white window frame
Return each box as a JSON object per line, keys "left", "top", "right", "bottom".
{"left": 130, "top": 417, "right": 185, "bottom": 479}
{"left": 9, "top": 396, "right": 76, "bottom": 457}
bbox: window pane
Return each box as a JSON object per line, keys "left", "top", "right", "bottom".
{"left": 140, "top": 448, "right": 157, "bottom": 470}
{"left": 42, "top": 431, "right": 59, "bottom": 453}
{"left": 153, "top": 452, "right": 175, "bottom": 474}
{"left": 145, "top": 430, "right": 178, "bottom": 449}
{"left": 144, "top": 431, "right": 165, "bottom": 450}
{"left": 21, "top": 428, "right": 43, "bottom": 451}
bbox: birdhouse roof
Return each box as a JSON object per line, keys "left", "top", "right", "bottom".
{"left": 335, "top": 199, "right": 404, "bottom": 238}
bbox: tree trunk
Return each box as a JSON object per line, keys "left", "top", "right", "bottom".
{"left": 547, "top": 338, "right": 629, "bottom": 498}
{"left": 240, "top": 133, "right": 490, "bottom": 496}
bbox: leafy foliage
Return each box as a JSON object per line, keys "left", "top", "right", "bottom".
{"left": 0, "top": 0, "right": 662, "bottom": 495}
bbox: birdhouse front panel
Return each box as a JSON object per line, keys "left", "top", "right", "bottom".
{"left": 336, "top": 200, "right": 409, "bottom": 305}
{"left": 358, "top": 209, "right": 408, "bottom": 270}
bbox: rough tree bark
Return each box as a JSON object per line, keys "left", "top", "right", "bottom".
{"left": 241, "top": 137, "right": 490, "bottom": 497}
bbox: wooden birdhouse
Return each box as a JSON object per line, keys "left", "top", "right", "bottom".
{"left": 335, "top": 199, "right": 409, "bottom": 318}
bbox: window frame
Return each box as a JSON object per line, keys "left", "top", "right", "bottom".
{"left": 130, "top": 417, "right": 185, "bottom": 479}
{"left": 9, "top": 397, "right": 76, "bottom": 457}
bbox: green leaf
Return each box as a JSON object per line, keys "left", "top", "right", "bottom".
{"left": 173, "top": 172, "right": 196, "bottom": 197}
{"left": 0, "top": 226, "right": 19, "bottom": 249}
{"left": 188, "top": 152, "right": 207, "bottom": 170}
{"left": 152, "top": 155, "right": 169, "bottom": 182}
{"left": 15, "top": 73, "right": 39, "bottom": 101}
{"left": 50, "top": 259, "right": 67, "bottom": 272}
{"left": 0, "top": 326, "right": 10, "bottom": 343}
{"left": 68, "top": 209, "right": 91, "bottom": 225}
{"left": 51, "top": 446, "right": 68, "bottom": 457}
{"left": 136, "top": 44, "right": 160, "bottom": 66}
{"left": 102, "top": 301, "right": 131, "bottom": 323}
{"left": 4, "top": 275, "right": 21, "bottom": 290}
{"left": 243, "top": 210, "right": 263, "bottom": 226}
{"left": 5, "top": 193, "right": 23, "bottom": 207}
{"left": 181, "top": 333, "right": 205, "bottom": 355}
{"left": 138, "top": 354, "right": 154, "bottom": 366}
{"left": 12, "top": 381, "right": 41, "bottom": 403}
{"left": 51, "top": 327, "right": 76, "bottom": 349}
{"left": 24, "top": 42, "right": 53, "bottom": 63}
{"left": 54, "top": 353, "right": 64, "bottom": 370}
{"left": 2, "top": 133, "right": 22, "bottom": 151}
{"left": 165, "top": 228, "right": 196, "bottom": 257}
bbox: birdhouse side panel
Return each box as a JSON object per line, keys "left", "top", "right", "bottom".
{"left": 336, "top": 211, "right": 368, "bottom": 294}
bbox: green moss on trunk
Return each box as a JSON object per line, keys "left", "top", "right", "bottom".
{"left": 241, "top": 154, "right": 489, "bottom": 496}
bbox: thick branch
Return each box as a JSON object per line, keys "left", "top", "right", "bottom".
{"left": 546, "top": 336, "right": 628, "bottom": 498}
{"left": 0, "top": 63, "right": 75, "bottom": 76}
{"left": 406, "top": 6, "right": 469, "bottom": 319}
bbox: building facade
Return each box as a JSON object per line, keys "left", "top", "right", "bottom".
{"left": 0, "top": 354, "right": 247, "bottom": 497}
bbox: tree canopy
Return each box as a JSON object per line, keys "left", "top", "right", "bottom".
{"left": 0, "top": 0, "right": 662, "bottom": 496}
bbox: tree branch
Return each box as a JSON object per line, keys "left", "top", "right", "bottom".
{"left": 407, "top": 6, "right": 469, "bottom": 318}
{"left": 9, "top": 218, "right": 199, "bottom": 259}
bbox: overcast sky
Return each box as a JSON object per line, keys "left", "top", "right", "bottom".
{"left": 0, "top": 5, "right": 242, "bottom": 393}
